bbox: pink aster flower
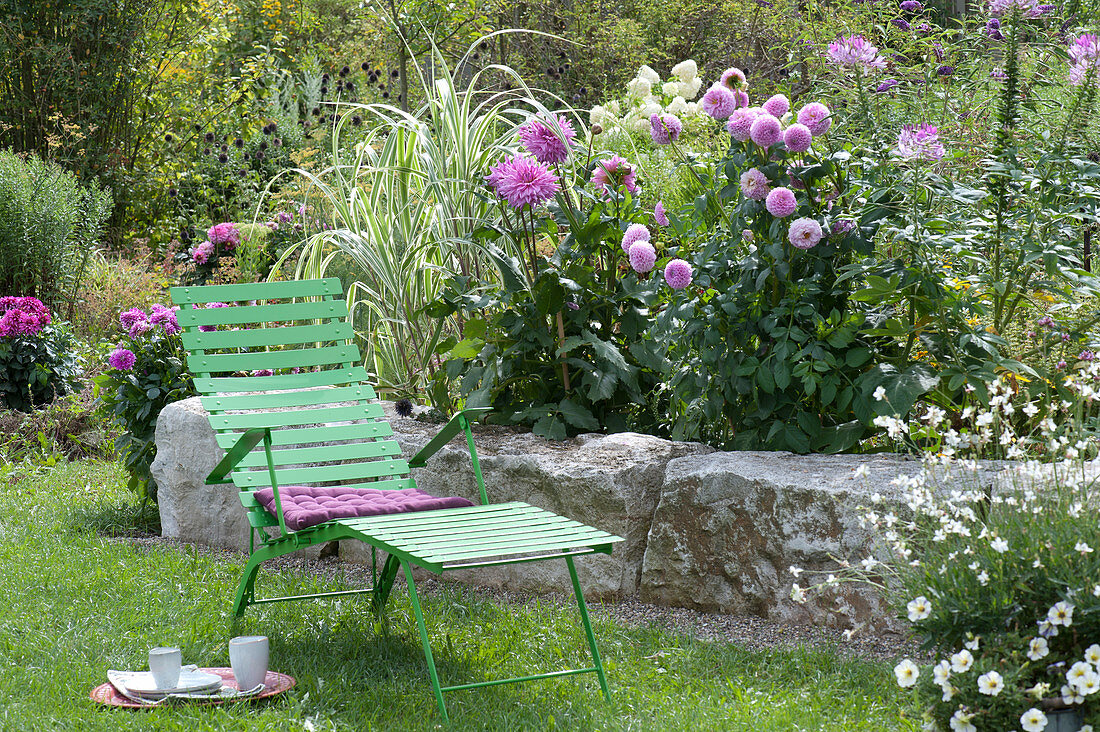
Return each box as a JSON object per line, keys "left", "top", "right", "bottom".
{"left": 765, "top": 187, "right": 798, "bottom": 218}
{"left": 726, "top": 108, "right": 759, "bottom": 142}
{"left": 664, "top": 259, "right": 693, "bottom": 290}
{"left": 763, "top": 94, "right": 790, "bottom": 118}
{"left": 517, "top": 114, "right": 577, "bottom": 164}
{"left": 827, "top": 35, "right": 887, "bottom": 71}
{"left": 797, "top": 102, "right": 832, "bottom": 136}
{"left": 654, "top": 201, "right": 669, "bottom": 227}
{"left": 788, "top": 218, "right": 823, "bottom": 249}
{"left": 720, "top": 67, "right": 747, "bottom": 90}
{"left": 650, "top": 113, "right": 683, "bottom": 145}
{"left": 487, "top": 155, "right": 561, "bottom": 209}
{"left": 621, "top": 223, "right": 651, "bottom": 253}
{"left": 740, "top": 168, "right": 771, "bottom": 201}
{"left": 108, "top": 348, "right": 137, "bottom": 371}
{"left": 191, "top": 241, "right": 215, "bottom": 264}
{"left": 895, "top": 123, "right": 946, "bottom": 161}
{"left": 783, "top": 124, "right": 813, "bottom": 153}
{"left": 207, "top": 222, "right": 240, "bottom": 249}
{"left": 591, "top": 155, "right": 640, "bottom": 197}
{"left": 628, "top": 242, "right": 657, "bottom": 273}
{"left": 701, "top": 85, "right": 737, "bottom": 120}
{"left": 749, "top": 114, "right": 782, "bottom": 148}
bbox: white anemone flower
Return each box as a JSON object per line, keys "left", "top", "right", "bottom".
{"left": 1028, "top": 637, "right": 1050, "bottom": 661}
{"left": 1020, "top": 708, "right": 1047, "bottom": 732}
{"left": 907, "top": 596, "right": 932, "bottom": 622}
{"left": 977, "top": 670, "right": 1004, "bottom": 696}
{"left": 950, "top": 649, "right": 974, "bottom": 673}
{"left": 894, "top": 659, "right": 919, "bottom": 688}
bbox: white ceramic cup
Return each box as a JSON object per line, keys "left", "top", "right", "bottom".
{"left": 148, "top": 647, "right": 182, "bottom": 690}
{"left": 229, "top": 635, "right": 269, "bottom": 690}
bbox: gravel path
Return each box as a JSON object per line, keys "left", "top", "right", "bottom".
{"left": 118, "top": 535, "right": 919, "bottom": 663}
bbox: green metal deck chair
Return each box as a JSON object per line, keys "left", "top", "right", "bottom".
{"left": 170, "top": 277, "right": 622, "bottom": 722}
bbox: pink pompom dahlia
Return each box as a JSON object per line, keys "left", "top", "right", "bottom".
{"left": 720, "top": 67, "right": 748, "bottom": 90}
{"left": 664, "top": 259, "right": 693, "bottom": 290}
{"left": 650, "top": 113, "right": 683, "bottom": 145}
{"left": 763, "top": 94, "right": 790, "bottom": 118}
{"left": 765, "top": 187, "right": 798, "bottom": 218}
{"left": 726, "top": 108, "right": 759, "bottom": 142}
{"left": 628, "top": 242, "right": 657, "bottom": 273}
{"left": 783, "top": 123, "right": 813, "bottom": 153}
{"left": 487, "top": 155, "right": 561, "bottom": 209}
{"left": 191, "top": 241, "right": 215, "bottom": 264}
{"left": 621, "top": 223, "right": 651, "bottom": 253}
{"left": 654, "top": 201, "right": 669, "bottom": 227}
{"left": 108, "top": 348, "right": 137, "bottom": 371}
{"left": 788, "top": 218, "right": 824, "bottom": 249}
{"left": 749, "top": 114, "right": 782, "bottom": 148}
{"left": 797, "top": 102, "right": 832, "bottom": 137}
{"left": 0, "top": 296, "right": 51, "bottom": 337}
{"left": 740, "top": 168, "right": 771, "bottom": 201}
{"left": 701, "top": 85, "right": 737, "bottom": 120}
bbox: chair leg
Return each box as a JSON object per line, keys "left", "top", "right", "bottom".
{"left": 403, "top": 560, "right": 449, "bottom": 724}
{"left": 566, "top": 556, "right": 611, "bottom": 701}
{"left": 371, "top": 554, "right": 400, "bottom": 617}
{"left": 232, "top": 553, "right": 265, "bottom": 618}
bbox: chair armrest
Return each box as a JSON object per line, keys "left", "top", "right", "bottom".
{"left": 206, "top": 427, "right": 271, "bottom": 485}
{"left": 408, "top": 408, "right": 492, "bottom": 468}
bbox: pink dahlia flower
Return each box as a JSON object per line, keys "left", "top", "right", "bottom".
{"left": 108, "top": 348, "right": 137, "bottom": 371}
{"left": 783, "top": 124, "right": 813, "bottom": 153}
{"left": 797, "top": 103, "right": 832, "bottom": 137}
{"left": 628, "top": 242, "right": 657, "bottom": 273}
{"left": 0, "top": 296, "right": 51, "bottom": 337}
{"left": 650, "top": 113, "right": 683, "bottom": 145}
{"left": 720, "top": 67, "right": 747, "bottom": 90}
{"left": 827, "top": 35, "right": 887, "bottom": 71}
{"left": 788, "top": 217, "right": 823, "bottom": 249}
{"left": 701, "top": 85, "right": 737, "bottom": 120}
{"left": 591, "top": 155, "right": 640, "bottom": 196}
{"left": 487, "top": 155, "right": 561, "bottom": 209}
{"left": 749, "top": 114, "right": 782, "bottom": 148}
{"left": 664, "top": 259, "right": 693, "bottom": 290}
{"left": 518, "top": 114, "right": 577, "bottom": 164}
{"left": 763, "top": 94, "right": 790, "bottom": 118}
{"left": 621, "top": 223, "right": 651, "bottom": 253}
{"left": 150, "top": 304, "right": 181, "bottom": 335}
{"left": 120, "top": 307, "right": 152, "bottom": 337}
{"left": 207, "top": 222, "right": 240, "bottom": 249}
{"left": 733, "top": 90, "right": 750, "bottom": 109}
{"left": 740, "top": 168, "right": 771, "bottom": 201}
{"left": 726, "top": 108, "right": 759, "bottom": 142}
{"left": 191, "top": 241, "right": 215, "bottom": 264}
{"left": 765, "top": 187, "right": 798, "bottom": 218}
{"left": 654, "top": 201, "right": 669, "bottom": 227}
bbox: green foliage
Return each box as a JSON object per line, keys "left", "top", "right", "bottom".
{"left": 94, "top": 312, "right": 195, "bottom": 500}
{"left": 0, "top": 390, "right": 111, "bottom": 469}
{"left": 0, "top": 151, "right": 112, "bottom": 313}
{"left": 0, "top": 321, "right": 83, "bottom": 413}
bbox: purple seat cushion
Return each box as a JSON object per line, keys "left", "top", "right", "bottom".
{"left": 253, "top": 485, "right": 475, "bottom": 531}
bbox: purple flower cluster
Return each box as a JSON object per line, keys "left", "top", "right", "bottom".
{"left": 518, "top": 114, "right": 577, "bottom": 164}
{"left": 621, "top": 223, "right": 651, "bottom": 253}
{"left": 487, "top": 155, "right": 561, "bottom": 209}
{"left": 628, "top": 242, "right": 657, "bottom": 273}
{"left": 207, "top": 222, "right": 240, "bottom": 249}
{"left": 876, "top": 78, "right": 901, "bottom": 93}
{"left": 1068, "top": 34, "right": 1100, "bottom": 87}
{"left": 895, "top": 123, "right": 946, "bottom": 161}
{"left": 0, "top": 296, "right": 51, "bottom": 338}
{"left": 827, "top": 35, "right": 887, "bottom": 71}
{"left": 119, "top": 305, "right": 180, "bottom": 338}
{"left": 899, "top": 0, "right": 922, "bottom": 11}
{"left": 108, "top": 348, "right": 137, "bottom": 371}
{"left": 197, "top": 301, "right": 229, "bottom": 333}
{"left": 986, "top": 18, "right": 1004, "bottom": 40}
{"left": 892, "top": 18, "right": 911, "bottom": 31}
{"left": 654, "top": 201, "right": 669, "bottom": 227}
{"left": 191, "top": 240, "right": 215, "bottom": 264}
{"left": 797, "top": 103, "right": 832, "bottom": 136}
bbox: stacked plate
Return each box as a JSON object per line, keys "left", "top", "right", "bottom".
{"left": 109, "top": 669, "right": 224, "bottom": 700}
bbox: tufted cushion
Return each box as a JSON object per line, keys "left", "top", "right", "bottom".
{"left": 253, "top": 484, "right": 475, "bottom": 531}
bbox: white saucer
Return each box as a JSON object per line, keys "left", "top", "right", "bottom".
{"left": 123, "top": 670, "right": 223, "bottom": 698}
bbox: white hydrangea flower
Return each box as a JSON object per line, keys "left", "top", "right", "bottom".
{"left": 1020, "top": 708, "right": 1047, "bottom": 732}
{"left": 977, "top": 670, "right": 1004, "bottom": 696}
{"left": 681, "top": 77, "right": 702, "bottom": 100}
{"left": 684, "top": 101, "right": 700, "bottom": 114}
{"left": 661, "top": 80, "right": 683, "bottom": 97}
{"left": 665, "top": 96, "right": 689, "bottom": 115}
{"left": 626, "top": 77, "right": 652, "bottom": 99}
{"left": 637, "top": 65, "right": 660, "bottom": 84}
{"left": 894, "top": 659, "right": 919, "bottom": 688}
{"left": 671, "top": 59, "right": 698, "bottom": 83}
{"left": 950, "top": 649, "right": 974, "bottom": 673}
{"left": 1028, "top": 637, "right": 1050, "bottom": 661}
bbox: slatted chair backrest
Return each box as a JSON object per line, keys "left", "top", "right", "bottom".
{"left": 170, "top": 279, "right": 414, "bottom": 532}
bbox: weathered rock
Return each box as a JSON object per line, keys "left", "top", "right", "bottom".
{"left": 640, "top": 452, "right": 922, "bottom": 629}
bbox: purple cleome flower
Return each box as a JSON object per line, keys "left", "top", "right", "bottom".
{"left": 108, "top": 348, "right": 137, "bottom": 371}
{"left": 621, "top": 223, "right": 651, "bottom": 253}
{"left": 765, "top": 187, "right": 798, "bottom": 218}
{"left": 1068, "top": 34, "right": 1100, "bottom": 87}
{"left": 783, "top": 124, "right": 813, "bottom": 153}
{"left": 518, "top": 114, "right": 577, "bottom": 164}
{"left": 650, "top": 113, "right": 683, "bottom": 145}
{"left": 701, "top": 85, "right": 738, "bottom": 119}
{"left": 788, "top": 218, "right": 824, "bottom": 249}
{"left": 740, "top": 168, "right": 771, "bottom": 201}
{"left": 628, "top": 242, "right": 657, "bottom": 273}
{"left": 487, "top": 155, "right": 561, "bottom": 209}
{"left": 664, "top": 259, "right": 693, "bottom": 290}
{"left": 827, "top": 35, "right": 887, "bottom": 71}
{"left": 749, "top": 114, "right": 783, "bottom": 148}
{"left": 896, "top": 123, "right": 946, "bottom": 161}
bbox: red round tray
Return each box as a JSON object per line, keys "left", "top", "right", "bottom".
{"left": 90, "top": 667, "right": 295, "bottom": 708}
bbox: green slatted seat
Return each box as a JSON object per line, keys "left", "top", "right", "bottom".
{"left": 170, "top": 278, "right": 622, "bottom": 722}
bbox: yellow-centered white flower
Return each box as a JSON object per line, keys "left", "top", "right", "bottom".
{"left": 907, "top": 596, "right": 932, "bottom": 622}
{"left": 977, "top": 670, "right": 1004, "bottom": 696}
{"left": 894, "top": 659, "right": 919, "bottom": 688}
{"left": 950, "top": 649, "right": 974, "bottom": 673}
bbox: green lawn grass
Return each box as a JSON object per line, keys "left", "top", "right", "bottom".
{"left": 0, "top": 460, "right": 920, "bottom": 731}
